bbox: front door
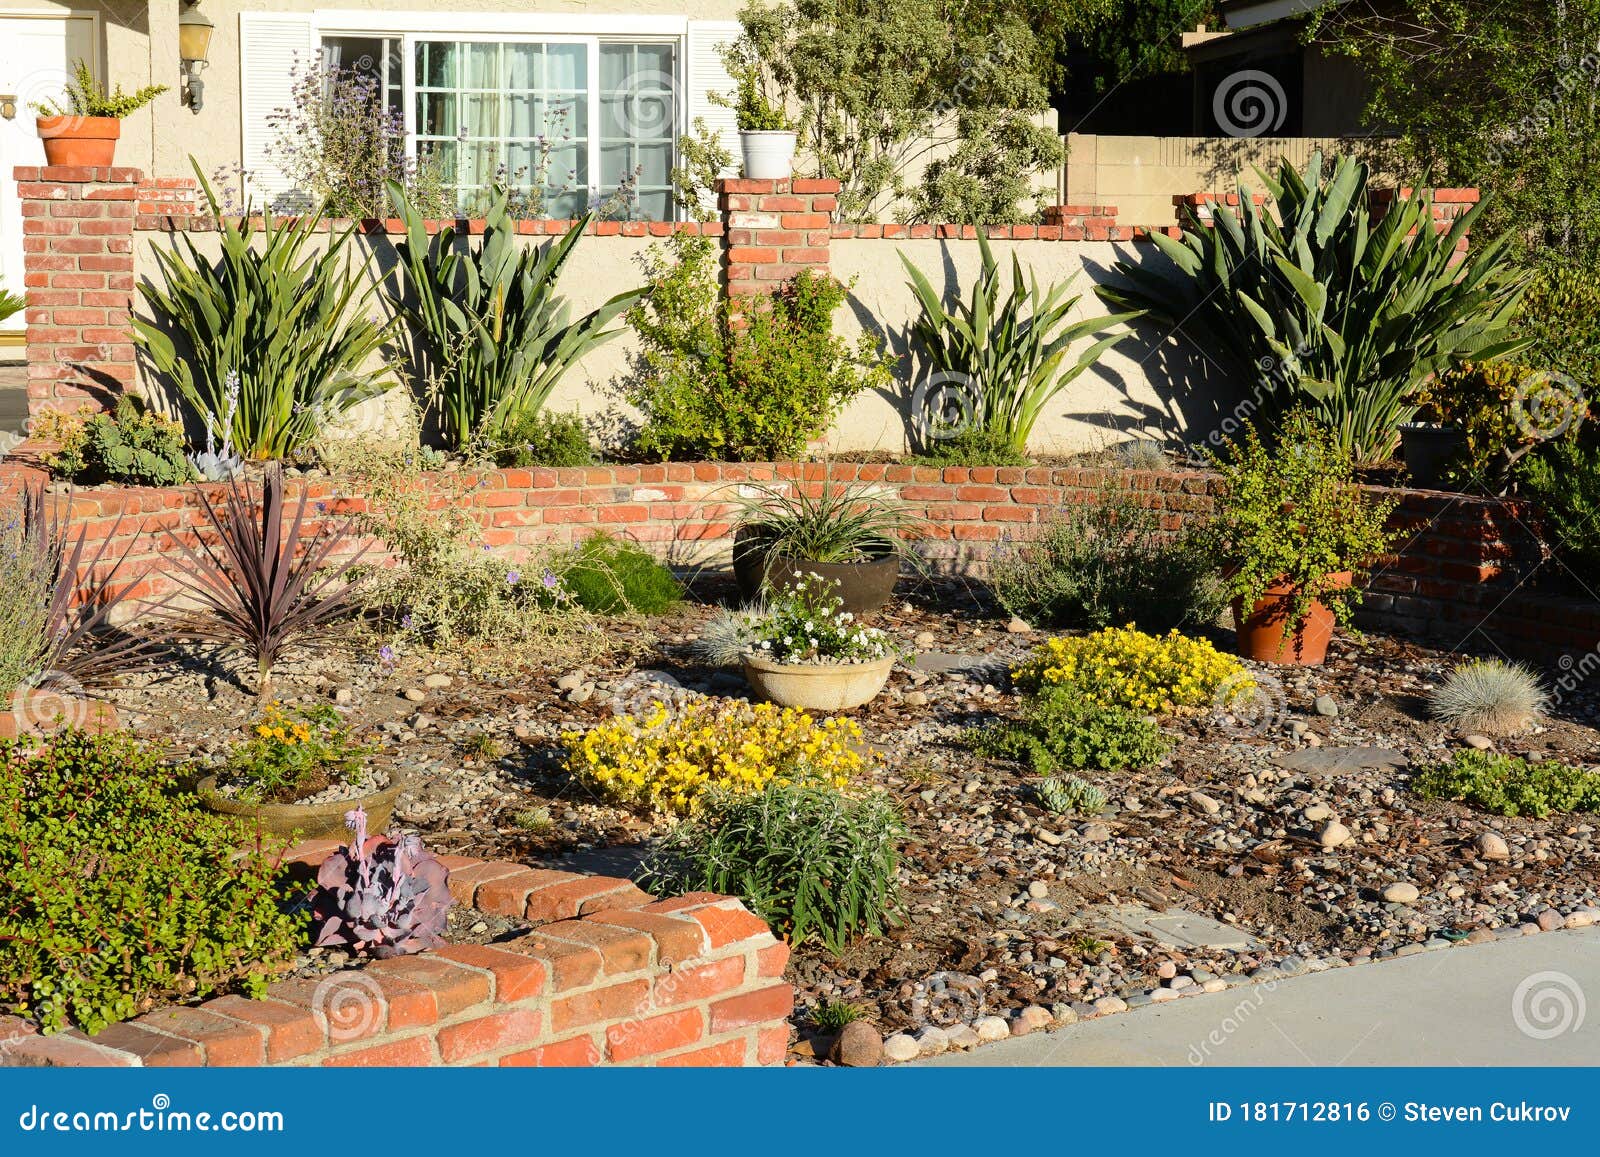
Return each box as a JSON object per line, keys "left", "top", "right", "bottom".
{"left": 0, "top": 14, "right": 98, "bottom": 344}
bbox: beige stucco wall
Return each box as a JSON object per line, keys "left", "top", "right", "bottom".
{"left": 1064, "top": 133, "right": 1379, "bottom": 227}
{"left": 132, "top": 226, "right": 1226, "bottom": 455}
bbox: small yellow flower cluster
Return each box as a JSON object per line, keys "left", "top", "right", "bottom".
{"left": 1011, "top": 625, "right": 1252, "bottom": 714}
{"left": 253, "top": 704, "right": 313, "bottom": 746}
{"left": 563, "top": 695, "right": 867, "bottom": 815}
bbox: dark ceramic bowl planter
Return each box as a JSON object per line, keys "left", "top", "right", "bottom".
{"left": 732, "top": 525, "right": 901, "bottom": 614}
{"left": 1232, "top": 572, "right": 1352, "bottom": 666}
{"left": 1399, "top": 422, "right": 1467, "bottom": 490}
{"left": 196, "top": 771, "right": 409, "bottom": 840}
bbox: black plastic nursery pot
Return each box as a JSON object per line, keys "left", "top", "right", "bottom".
{"left": 1400, "top": 422, "right": 1467, "bottom": 490}
{"left": 732, "top": 525, "right": 901, "bottom": 614}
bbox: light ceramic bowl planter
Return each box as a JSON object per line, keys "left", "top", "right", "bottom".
{"left": 740, "top": 130, "right": 798, "bottom": 180}
{"left": 196, "top": 771, "right": 409, "bottom": 840}
{"left": 741, "top": 654, "right": 895, "bottom": 712}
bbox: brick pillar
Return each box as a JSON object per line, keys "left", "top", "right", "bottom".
{"left": 1368, "top": 187, "right": 1477, "bottom": 254}
{"left": 716, "top": 177, "right": 838, "bottom": 296}
{"left": 1044, "top": 204, "right": 1118, "bottom": 239}
{"left": 16, "top": 165, "right": 140, "bottom": 419}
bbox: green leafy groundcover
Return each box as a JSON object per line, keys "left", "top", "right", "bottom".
{"left": 0, "top": 730, "right": 304, "bottom": 1034}
{"left": 1413, "top": 750, "right": 1600, "bottom": 818}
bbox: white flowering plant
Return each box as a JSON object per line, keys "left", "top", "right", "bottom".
{"left": 742, "top": 574, "right": 897, "bottom": 665}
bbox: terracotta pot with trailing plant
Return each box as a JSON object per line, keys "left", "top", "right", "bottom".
{"left": 33, "top": 59, "right": 167, "bottom": 168}
{"left": 698, "top": 574, "right": 898, "bottom": 711}
{"left": 729, "top": 476, "right": 922, "bottom": 614}
{"left": 1210, "top": 412, "right": 1398, "bottom": 666}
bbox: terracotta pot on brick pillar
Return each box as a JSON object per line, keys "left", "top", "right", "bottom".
{"left": 36, "top": 116, "right": 122, "bottom": 167}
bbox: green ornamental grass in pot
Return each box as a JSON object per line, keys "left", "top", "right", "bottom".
{"left": 1210, "top": 412, "right": 1398, "bottom": 666}
{"left": 730, "top": 476, "right": 923, "bottom": 614}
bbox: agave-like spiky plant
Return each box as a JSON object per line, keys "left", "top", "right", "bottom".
{"left": 164, "top": 463, "right": 366, "bottom": 699}
{"left": 134, "top": 163, "right": 394, "bottom": 460}
{"left": 311, "top": 806, "right": 452, "bottom": 958}
{"left": 1096, "top": 151, "right": 1531, "bottom": 463}
{"left": 2, "top": 486, "right": 166, "bottom": 698}
{"left": 901, "top": 231, "right": 1136, "bottom": 456}
{"left": 385, "top": 182, "right": 643, "bottom": 451}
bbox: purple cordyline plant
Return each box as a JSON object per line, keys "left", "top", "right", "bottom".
{"left": 311, "top": 806, "right": 453, "bottom": 958}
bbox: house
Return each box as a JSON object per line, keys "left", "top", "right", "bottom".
{"left": 0, "top": 1, "right": 749, "bottom": 345}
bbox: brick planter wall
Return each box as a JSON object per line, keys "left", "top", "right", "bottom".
{"left": 1, "top": 453, "right": 1592, "bottom": 662}
{"left": 0, "top": 846, "right": 791, "bottom": 1068}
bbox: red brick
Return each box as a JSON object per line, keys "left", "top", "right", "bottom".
{"left": 658, "top": 1037, "right": 748, "bottom": 1066}
{"left": 524, "top": 875, "right": 643, "bottom": 922}
{"left": 431, "top": 943, "right": 547, "bottom": 1003}
{"left": 535, "top": 920, "right": 654, "bottom": 974}
{"left": 4, "top": 1034, "right": 141, "bottom": 1067}
{"left": 756, "top": 941, "right": 790, "bottom": 978}
{"left": 436, "top": 1007, "right": 544, "bottom": 1062}
{"left": 756, "top": 1025, "right": 789, "bottom": 1065}
{"left": 85, "top": 1022, "right": 205, "bottom": 1066}
{"left": 203, "top": 996, "right": 325, "bottom": 1062}
{"left": 507, "top": 931, "right": 604, "bottom": 991}
{"left": 683, "top": 900, "right": 773, "bottom": 949}
{"left": 501, "top": 1035, "right": 602, "bottom": 1067}
{"left": 585, "top": 909, "right": 709, "bottom": 964}
{"left": 364, "top": 956, "right": 491, "bottom": 1018}
{"left": 710, "top": 984, "right": 794, "bottom": 1033}
{"left": 323, "top": 1035, "right": 435, "bottom": 1067}
{"left": 444, "top": 859, "right": 527, "bottom": 906}
{"left": 551, "top": 979, "right": 650, "bottom": 1033}
{"left": 654, "top": 956, "right": 746, "bottom": 1006}
{"left": 124, "top": 1007, "right": 264, "bottom": 1066}
{"left": 606, "top": 1007, "right": 703, "bottom": 1062}
{"left": 475, "top": 867, "right": 572, "bottom": 915}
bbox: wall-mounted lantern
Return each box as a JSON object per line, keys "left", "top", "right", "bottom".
{"left": 179, "top": 1, "right": 214, "bottom": 113}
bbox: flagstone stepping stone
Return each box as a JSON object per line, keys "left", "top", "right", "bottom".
{"left": 1273, "top": 747, "right": 1409, "bottom": 776}
{"left": 1086, "top": 904, "right": 1265, "bottom": 951}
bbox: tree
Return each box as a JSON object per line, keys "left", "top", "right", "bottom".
{"left": 1309, "top": 0, "right": 1600, "bottom": 265}
{"left": 730, "top": 0, "right": 1102, "bottom": 223}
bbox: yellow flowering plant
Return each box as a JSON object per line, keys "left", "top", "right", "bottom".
{"left": 563, "top": 694, "right": 868, "bottom": 815}
{"left": 223, "top": 702, "right": 374, "bottom": 804}
{"left": 1011, "top": 625, "right": 1252, "bottom": 715}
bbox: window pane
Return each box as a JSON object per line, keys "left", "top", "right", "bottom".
{"left": 636, "top": 141, "right": 672, "bottom": 187}
{"left": 599, "top": 44, "right": 631, "bottom": 91}
{"left": 636, "top": 190, "right": 671, "bottom": 221}
{"left": 599, "top": 142, "right": 632, "bottom": 185}
{"left": 465, "top": 42, "right": 498, "bottom": 88}
{"left": 417, "top": 92, "right": 456, "bottom": 137}
{"left": 547, "top": 43, "right": 585, "bottom": 90}
{"left": 417, "top": 41, "right": 457, "bottom": 88}
{"left": 635, "top": 43, "right": 673, "bottom": 79}
{"left": 505, "top": 43, "right": 538, "bottom": 90}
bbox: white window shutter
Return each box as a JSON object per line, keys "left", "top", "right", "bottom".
{"left": 239, "top": 13, "right": 315, "bottom": 208}
{"left": 685, "top": 19, "right": 742, "bottom": 207}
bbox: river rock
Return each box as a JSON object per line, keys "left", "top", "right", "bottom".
{"left": 829, "top": 1021, "right": 883, "bottom": 1067}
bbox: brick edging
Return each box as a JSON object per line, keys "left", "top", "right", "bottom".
{"left": 0, "top": 844, "right": 792, "bottom": 1068}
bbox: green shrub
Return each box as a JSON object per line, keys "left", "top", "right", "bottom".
{"left": 32, "top": 58, "right": 166, "bottom": 119}
{"left": 1099, "top": 152, "right": 1530, "bottom": 463}
{"left": 639, "top": 781, "right": 903, "bottom": 955}
{"left": 907, "top": 428, "right": 1031, "bottom": 467}
{"left": 486, "top": 409, "right": 595, "bottom": 468}
{"left": 989, "top": 486, "right": 1224, "bottom": 632}
{"left": 1518, "top": 262, "right": 1600, "bottom": 391}
{"left": 0, "top": 509, "right": 51, "bottom": 699}
{"left": 966, "top": 685, "right": 1170, "bottom": 774}
{"left": 1520, "top": 439, "right": 1600, "bottom": 577}
{"left": 1210, "top": 412, "right": 1398, "bottom": 634}
{"left": 557, "top": 533, "right": 682, "bottom": 616}
{"left": 624, "top": 232, "right": 890, "bottom": 461}
{"left": 1414, "top": 361, "right": 1588, "bottom": 490}
{"left": 0, "top": 729, "right": 303, "bottom": 1034}
{"left": 387, "top": 184, "right": 640, "bottom": 451}
{"left": 222, "top": 702, "right": 374, "bottom": 804}
{"left": 37, "top": 396, "right": 195, "bottom": 487}
{"left": 0, "top": 285, "right": 22, "bottom": 326}
{"left": 135, "top": 165, "right": 393, "bottom": 460}
{"left": 902, "top": 231, "right": 1132, "bottom": 458}
{"left": 1413, "top": 750, "right": 1600, "bottom": 818}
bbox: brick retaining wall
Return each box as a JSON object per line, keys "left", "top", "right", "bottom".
{"left": 0, "top": 845, "right": 791, "bottom": 1068}
{"left": 1, "top": 453, "right": 1592, "bottom": 661}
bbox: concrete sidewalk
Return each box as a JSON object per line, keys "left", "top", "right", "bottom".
{"left": 919, "top": 927, "right": 1600, "bottom": 1066}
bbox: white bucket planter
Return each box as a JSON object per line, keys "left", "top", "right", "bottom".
{"left": 742, "top": 654, "right": 894, "bottom": 712}
{"left": 740, "top": 130, "right": 798, "bottom": 180}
